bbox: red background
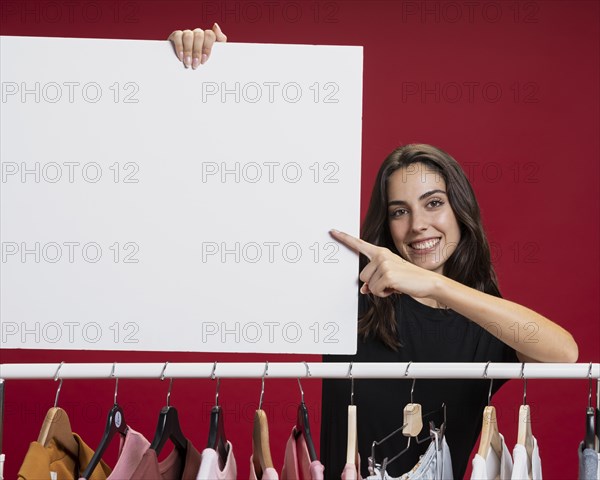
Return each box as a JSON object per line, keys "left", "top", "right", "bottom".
{"left": 1, "top": 1, "right": 599, "bottom": 478}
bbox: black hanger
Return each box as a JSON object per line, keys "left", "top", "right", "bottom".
{"left": 294, "top": 364, "right": 317, "bottom": 461}
{"left": 150, "top": 365, "right": 188, "bottom": 456}
{"left": 295, "top": 401, "right": 318, "bottom": 461}
{"left": 585, "top": 364, "right": 599, "bottom": 450}
{"left": 207, "top": 405, "right": 229, "bottom": 465}
{"left": 81, "top": 404, "right": 128, "bottom": 479}
{"left": 585, "top": 406, "right": 596, "bottom": 450}
{"left": 81, "top": 365, "right": 128, "bottom": 479}
{"left": 150, "top": 405, "right": 188, "bottom": 455}
{"left": 206, "top": 363, "right": 229, "bottom": 467}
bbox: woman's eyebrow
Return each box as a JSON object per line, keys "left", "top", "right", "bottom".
{"left": 388, "top": 189, "right": 447, "bottom": 207}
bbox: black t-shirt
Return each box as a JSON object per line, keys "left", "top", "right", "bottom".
{"left": 320, "top": 293, "right": 518, "bottom": 479}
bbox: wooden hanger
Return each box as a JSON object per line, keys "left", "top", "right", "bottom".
{"left": 38, "top": 365, "right": 79, "bottom": 455}
{"left": 478, "top": 405, "right": 503, "bottom": 459}
{"left": 516, "top": 364, "right": 534, "bottom": 461}
{"left": 346, "top": 405, "right": 357, "bottom": 465}
{"left": 37, "top": 407, "right": 79, "bottom": 455}
{"left": 252, "top": 409, "right": 274, "bottom": 477}
{"left": 477, "top": 363, "right": 503, "bottom": 460}
{"left": 516, "top": 405, "right": 534, "bottom": 460}
{"left": 346, "top": 363, "right": 358, "bottom": 468}
{"left": 252, "top": 363, "right": 274, "bottom": 478}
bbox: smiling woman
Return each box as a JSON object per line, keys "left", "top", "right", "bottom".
{"left": 323, "top": 143, "right": 578, "bottom": 479}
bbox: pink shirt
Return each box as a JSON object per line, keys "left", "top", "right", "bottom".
{"left": 281, "top": 427, "right": 325, "bottom": 480}
{"left": 341, "top": 454, "right": 362, "bottom": 480}
{"left": 196, "top": 442, "right": 237, "bottom": 480}
{"left": 130, "top": 440, "right": 201, "bottom": 480}
{"left": 249, "top": 455, "right": 279, "bottom": 480}
{"left": 107, "top": 427, "right": 150, "bottom": 480}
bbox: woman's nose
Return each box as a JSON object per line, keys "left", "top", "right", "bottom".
{"left": 410, "top": 211, "right": 429, "bottom": 232}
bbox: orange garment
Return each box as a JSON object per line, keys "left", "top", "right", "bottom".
{"left": 18, "top": 433, "right": 111, "bottom": 480}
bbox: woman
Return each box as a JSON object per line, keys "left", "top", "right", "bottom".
{"left": 167, "top": 27, "right": 578, "bottom": 479}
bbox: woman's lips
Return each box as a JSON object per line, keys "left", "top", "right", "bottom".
{"left": 408, "top": 237, "right": 441, "bottom": 254}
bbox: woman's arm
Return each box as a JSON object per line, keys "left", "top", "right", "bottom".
{"left": 330, "top": 229, "right": 579, "bottom": 363}
{"left": 432, "top": 274, "right": 578, "bottom": 363}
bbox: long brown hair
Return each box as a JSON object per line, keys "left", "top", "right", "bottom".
{"left": 359, "top": 144, "right": 501, "bottom": 350}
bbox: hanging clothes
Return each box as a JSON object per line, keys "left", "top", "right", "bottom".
{"left": 470, "top": 432, "right": 512, "bottom": 480}
{"left": 250, "top": 455, "right": 280, "bottom": 480}
{"left": 341, "top": 453, "right": 362, "bottom": 480}
{"left": 365, "top": 429, "right": 453, "bottom": 480}
{"left": 322, "top": 294, "right": 518, "bottom": 479}
{"left": 196, "top": 441, "right": 237, "bottom": 480}
{"left": 578, "top": 442, "right": 599, "bottom": 480}
{"left": 106, "top": 427, "right": 150, "bottom": 479}
{"left": 510, "top": 436, "right": 542, "bottom": 480}
{"left": 281, "top": 427, "right": 325, "bottom": 480}
{"left": 18, "top": 433, "right": 111, "bottom": 480}
{"left": 129, "top": 439, "right": 201, "bottom": 479}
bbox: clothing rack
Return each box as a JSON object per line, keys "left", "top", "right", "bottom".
{"left": 0, "top": 362, "right": 597, "bottom": 478}
{"left": 1, "top": 362, "right": 599, "bottom": 380}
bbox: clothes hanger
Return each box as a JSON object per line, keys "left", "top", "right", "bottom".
{"left": 37, "top": 362, "right": 79, "bottom": 455}
{"left": 149, "top": 362, "right": 188, "bottom": 455}
{"left": 516, "top": 362, "right": 534, "bottom": 462}
{"left": 253, "top": 362, "right": 274, "bottom": 478}
{"left": 294, "top": 361, "right": 318, "bottom": 462}
{"left": 346, "top": 362, "right": 358, "bottom": 467}
{"left": 80, "top": 363, "right": 128, "bottom": 479}
{"left": 584, "top": 362, "right": 598, "bottom": 450}
{"left": 206, "top": 362, "right": 229, "bottom": 467}
{"left": 477, "top": 361, "right": 503, "bottom": 460}
{"left": 401, "top": 363, "right": 423, "bottom": 437}
{"left": 370, "top": 363, "right": 439, "bottom": 479}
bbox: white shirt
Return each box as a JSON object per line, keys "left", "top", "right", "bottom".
{"left": 470, "top": 432, "right": 513, "bottom": 480}
{"left": 511, "top": 436, "right": 542, "bottom": 480}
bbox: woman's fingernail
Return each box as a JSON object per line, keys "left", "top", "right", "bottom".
{"left": 330, "top": 229, "right": 340, "bottom": 234}
{"left": 192, "top": 57, "right": 200, "bottom": 69}
{"left": 178, "top": 51, "right": 183, "bottom": 61}
{"left": 214, "top": 22, "right": 221, "bottom": 30}
{"left": 184, "top": 55, "right": 191, "bottom": 68}
{"left": 201, "top": 53, "right": 208, "bottom": 65}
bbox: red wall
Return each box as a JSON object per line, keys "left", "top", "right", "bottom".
{"left": 1, "top": 1, "right": 598, "bottom": 478}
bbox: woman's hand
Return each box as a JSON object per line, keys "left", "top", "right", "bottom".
{"left": 167, "top": 23, "right": 227, "bottom": 69}
{"left": 330, "top": 229, "right": 439, "bottom": 299}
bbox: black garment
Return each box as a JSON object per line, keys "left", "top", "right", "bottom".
{"left": 321, "top": 293, "right": 518, "bottom": 480}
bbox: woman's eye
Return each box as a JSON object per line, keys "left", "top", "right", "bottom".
{"left": 389, "top": 209, "right": 407, "bottom": 218}
{"left": 428, "top": 199, "right": 444, "bottom": 208}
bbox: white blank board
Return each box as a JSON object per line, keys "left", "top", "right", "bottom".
{"left": 0, "top": 36, "right": 362, "bottom": 353}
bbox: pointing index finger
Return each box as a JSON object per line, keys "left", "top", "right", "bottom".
{"left": 329, "top": 229, "right": 377, "bottom": 260}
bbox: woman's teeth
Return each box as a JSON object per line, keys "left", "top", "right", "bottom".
{"left": 410, "top": 238, "right": 441, "bottom": 250}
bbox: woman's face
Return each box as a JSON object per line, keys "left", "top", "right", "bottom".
{"left": 386, "top": 163, "right": 461, "bottom": 275}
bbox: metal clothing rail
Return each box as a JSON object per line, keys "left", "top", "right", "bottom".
{"left": 1, "top": 362, "right": 599, "bottom": 380}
